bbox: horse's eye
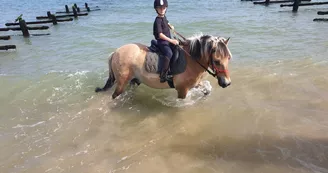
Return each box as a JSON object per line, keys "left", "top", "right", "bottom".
{"left": 214, "top": 61, "right": 220, "bottom": 65}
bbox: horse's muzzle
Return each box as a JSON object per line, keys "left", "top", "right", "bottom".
{"left": 218, "top": 76, "right": 231, "bottom": 88}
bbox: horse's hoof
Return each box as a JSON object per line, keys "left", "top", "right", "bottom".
{"left": 95, "top": 87, "right": 102, "bottom": 92}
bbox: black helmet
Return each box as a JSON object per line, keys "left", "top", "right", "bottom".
{"left": 154, "top": 0, "right": 168, "bottom": 9}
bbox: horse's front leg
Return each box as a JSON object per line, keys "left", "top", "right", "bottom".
{"left": 176, "top": 87, "right": 188, "bottom": 99}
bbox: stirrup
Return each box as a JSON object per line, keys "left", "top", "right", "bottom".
{"left": 160, "top": 75, "right": 167, "bottom": 83}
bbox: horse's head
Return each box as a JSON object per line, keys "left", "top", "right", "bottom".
{"left": 211, "top": 37, "right": 232, "bottom": 88}
{"left": 188, "top": 35, "right": 232, "bottom": 88}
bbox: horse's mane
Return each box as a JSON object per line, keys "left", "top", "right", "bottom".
{"left": 187, "top": 33, "right": 230, "bottom": 61}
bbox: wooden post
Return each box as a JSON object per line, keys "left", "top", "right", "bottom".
{"left": 313, "top": 18, "right": 328, "bottom": 21}
{"left": 293, "top": 0, "right": 300, "bottom": 12}
{"left": 65, "top": 5, "right": 70, "bottom": 13}
{"left": 77, "top": 7, "right": 80, "bottom": 13}
{"left": 318, "top": 11, "right": 328, "bottom": 15}
{"left": 85, "top": 3, "right": 88, "bottom": 9}
{"left": 51, "top": 15, "right": 57, "bottom": 25}
{"left": 72, "top": 7, "right": 78, "bottom": 18}
{"left": 0, "top": 45, "right": 16, "bottom": 50}
{"left": 47, "top": 11, "right": 52, "bottom": 18}
{"left": 0, "top": 36, "right": 10, "bottom": 40}
{"left": 19, "top": 20, "right": 30, "bottom": 37}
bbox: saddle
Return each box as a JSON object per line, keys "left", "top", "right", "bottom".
{"left": 145, "top": 40, "right": 187, "bottom": 76}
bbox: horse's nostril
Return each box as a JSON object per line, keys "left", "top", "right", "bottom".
{"left": 218, "top": 78, "right": 231, "bottom": 88}
{"left": 223, "top": 81, "right": 231, "bottom": 88}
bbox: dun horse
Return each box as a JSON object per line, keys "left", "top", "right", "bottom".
{"left": 95, "top": 34, "right": 232, "bottom": 99}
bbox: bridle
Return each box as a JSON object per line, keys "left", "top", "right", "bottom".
{"left": 193, "top": 50, "right": 228, "bottom": 77}
{"left": 171, "top": 29, "right": 228, "bottom": 78}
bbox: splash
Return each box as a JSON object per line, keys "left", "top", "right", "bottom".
{"left": 153, "top": 80, "right": 212, "bottom": 107}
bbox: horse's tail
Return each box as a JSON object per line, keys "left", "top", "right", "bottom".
{"left": 95, "top": 52, "right": 116, "bottom": 92}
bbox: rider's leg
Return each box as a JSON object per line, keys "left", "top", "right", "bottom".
{"left": 158, "top": 44, "right": 173, "bottom": 83}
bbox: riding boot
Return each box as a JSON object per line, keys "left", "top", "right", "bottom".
{"left": 160, "top": 56, "right": 170, "bottom": 83}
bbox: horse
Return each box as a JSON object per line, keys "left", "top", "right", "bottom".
{"left": 95, "top": 34, "right": 232, "bottom": 99}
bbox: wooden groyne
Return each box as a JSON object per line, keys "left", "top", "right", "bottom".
{"left": 313, "top": 18, "right": 328, "bottom": 21}
{"left": 56, "top": 8, "right": 100, "bottom": 13}
{"left": 314, "top": 10, "right": 328, "bottom": 21}
{"left": 56, "top": 4, "right": 100, "bottom": 14}
{"left": 0, "top": 36, "right": 10, "bottom": 40}
{"left": 0, "top": 45, "right": 16, "bottom": 50}
{"left": 280, "top": 1, "right": 328, "bottom": 7}
{"left": 244, "top": 0, "right": 328, "bottom": 12}
{"left": 36, "top": 11, "right": 88, "bottom": 20}
{"left": 242, "top": 0, "right": 328, "bottom": 21}
{"left": 254, "top": 0, "right": 310, "bottom": 5}
{"left": 0, "top": 2, "right": 101, "bottom": 51}
{"left": 5, "top": 18, "right": 73, "bottom": 26}
{"left": 0, "top": 20, "right": 49, "bottom": 37}
{"left": 0, "top": 25, "right": 49, "bottom": 31}
{"left": 280, "top": 1, "right": 328, "bottom": 12}
{"left": 318, "top": 11, "right": 328, "bottom": 15}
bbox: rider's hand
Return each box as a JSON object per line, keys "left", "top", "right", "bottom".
{"left": 171, "top": 39, "right": 179, "bottom": 45}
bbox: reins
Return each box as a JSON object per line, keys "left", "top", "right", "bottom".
{"left": 170, "top": 28, "right": 220, "bottom": 77}
{"left": 179, "top": 46, "right": 218, "bottom": 77}
{"left": 171, "top": 28, "right": 187, "bottom": 42}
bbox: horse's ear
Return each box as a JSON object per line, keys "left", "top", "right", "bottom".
{"left": 224, "top": 37, "right": 230, "bottom": 45}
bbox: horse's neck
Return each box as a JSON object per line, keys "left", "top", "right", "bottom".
{"left": 182, "top": 45, "right": 209, "bottom": 76}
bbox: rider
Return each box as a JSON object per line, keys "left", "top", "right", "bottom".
{"left": 153, "top": 0, "right": 179, "bottom": 83}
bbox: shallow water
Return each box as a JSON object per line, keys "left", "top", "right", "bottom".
{"left": 1, "top": 0, "right": 328, "bottom": 172}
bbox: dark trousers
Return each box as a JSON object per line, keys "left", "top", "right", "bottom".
{"left": 157, "top": 43, "right": 178, "bottom": 82}
{"left": 158, "top": 43, "right": 173, "bottom": 60}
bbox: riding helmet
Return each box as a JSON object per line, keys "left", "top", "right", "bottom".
{"left": 154, "top": 0, "right": 168, "bottom": 9}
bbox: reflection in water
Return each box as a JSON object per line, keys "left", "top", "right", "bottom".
{"left": 23, "top": 37, "right": 32, "bottom": 45}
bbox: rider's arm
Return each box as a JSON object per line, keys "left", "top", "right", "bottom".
{"left": 159, "top": 33, "right": 177, "bottom": 45}
{"left": 154, "top": 18, "right": 178, "bottom": 45}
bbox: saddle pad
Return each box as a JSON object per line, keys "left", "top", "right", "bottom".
{"left": 144, "top": 48, "right": 187, "bottom": 75}
{"left": 145, "top": 52, "right": 160, "bottom": 73}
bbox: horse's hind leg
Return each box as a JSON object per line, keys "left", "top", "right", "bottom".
{"left": 112, "top": 77, "right": 130, "bottom": 99}
{"left": 95, "top": 76, "right": 115, "bottom": 92}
